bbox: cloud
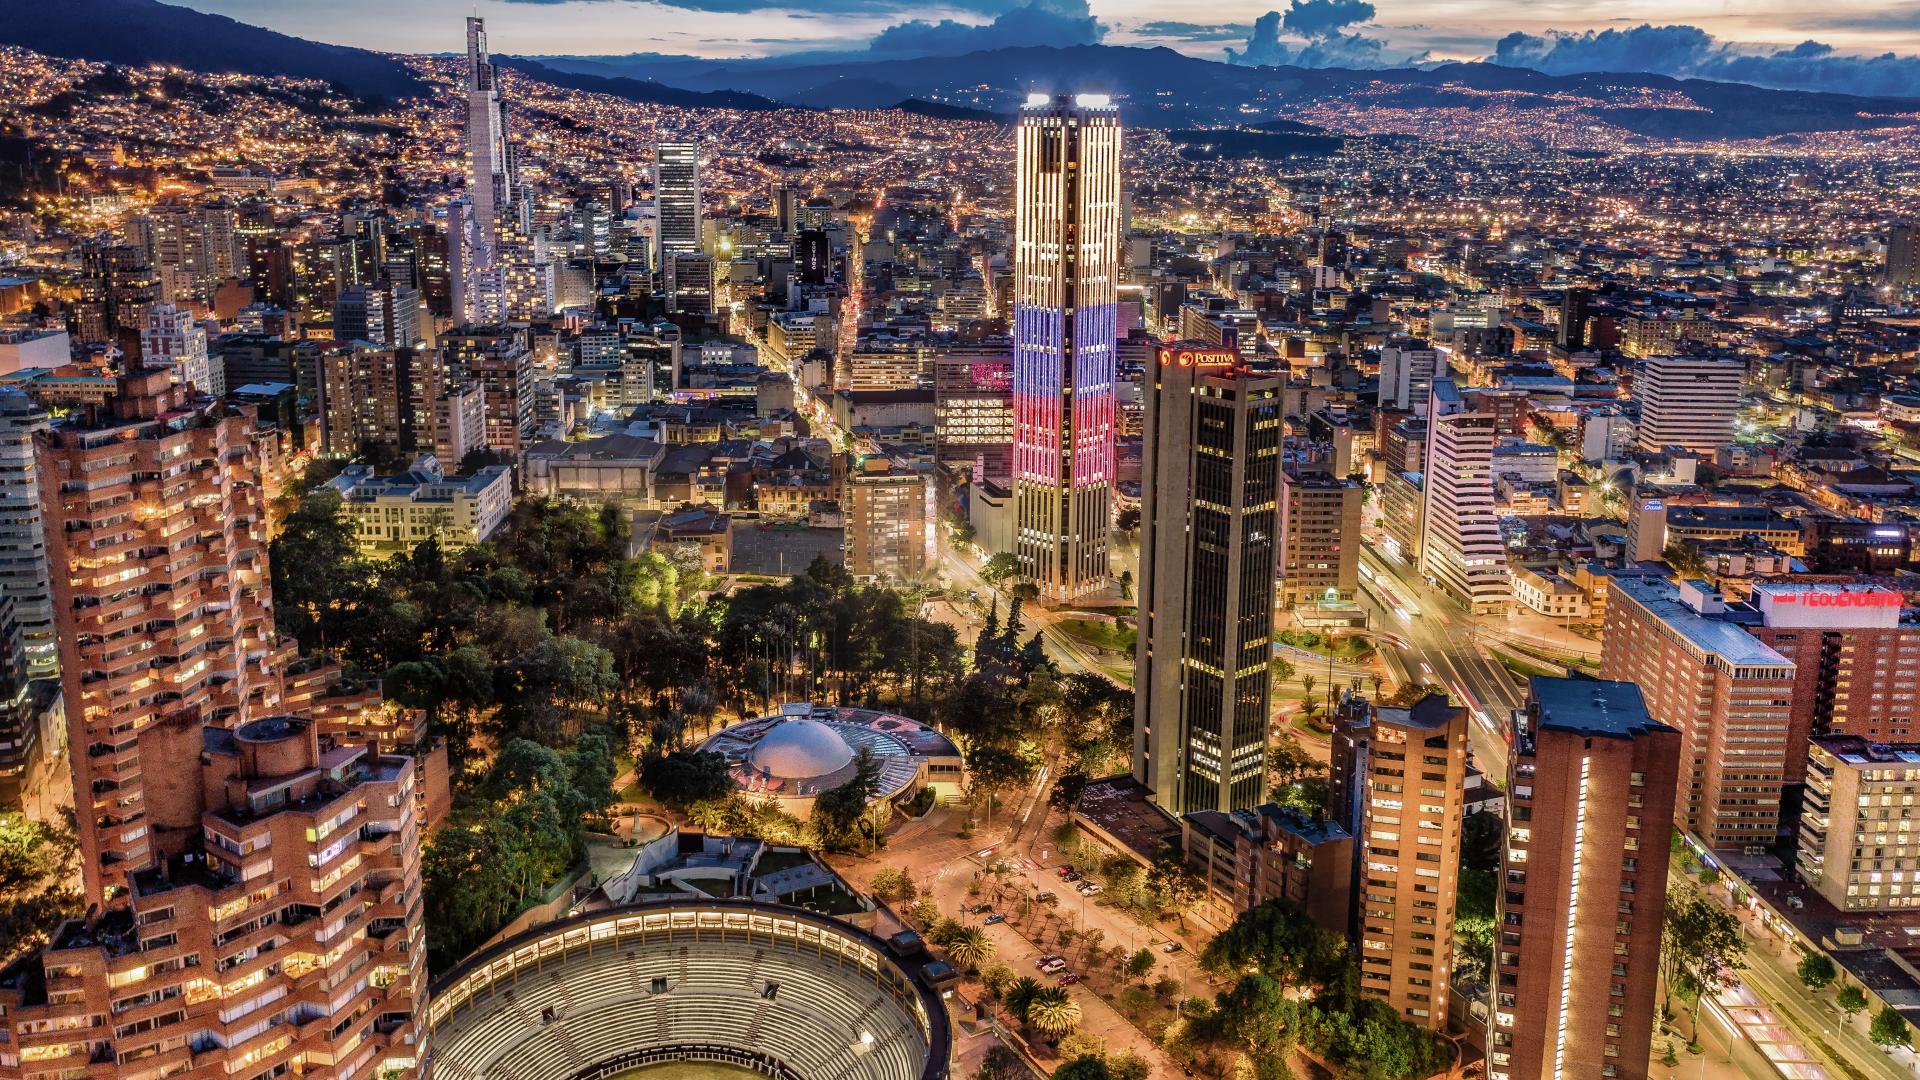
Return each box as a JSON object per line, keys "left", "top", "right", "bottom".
{"left": 1491, "top": 24, "right": 1920, "bottom": 99}
{"left": 869, "top": 0, "right": 1103, "bottom": 56}
{"left": 1223, "top": 0, "right": 1387, "bottom": 68}
{"left": 1279, "top": 0, "right": 1373, "bottom": 39}
{"left": 1131, "top": 20, "right": 1254, "bottom": 44}
{"left": 500, "top": 0, "right": 1018, "bottom": 14}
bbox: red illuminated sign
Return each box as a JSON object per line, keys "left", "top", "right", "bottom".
{"left": 1159, "top": 347, "right": 1237, "bottom": 369}
{"left": 1770, "top": 591, "right": 1903, "bottom": 608}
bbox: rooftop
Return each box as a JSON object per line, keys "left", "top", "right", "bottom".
{"left": 1526, "top": 675, "right": 1673, "bottom": 739}
{"left": 1610, "top": 575, "right": 1794, "bottom": 667}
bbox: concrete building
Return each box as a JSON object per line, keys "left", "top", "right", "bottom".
{"left": 325, "top": 455, "right": 512, "bottom": 555}
{"left": 1180, "top": 804, "right": 1352, "bottom": 935}
{"left": 844, "top": 455, "right": 933, "bottom": 582}
{"left": 1634, "top": 356, "right": 1742, "bottom": 453}
{"left": 1378, "top": 341, "right": 1440, "bottom": 413}
{"left": 1280, "top": 468, "right": 1362, "bottom": 607}
{"left": 0, "top": 595, "right": 61, "bottom": 817}
{"left": 1011, "top": 94, "right": 1121, "bottom": 603}
{"left": 1887, "top": 225, "right": 1919, "bottom": 290}
{"left": 1488, "top": 677, "right": 1680, "bottom": 1080}
{"left": 1800, "top": 734, "right": 1920, "bottom": 912}
{"left": 334, "top": 281, "right": 422, "bottom": 348}
{"left": 464, "top": 16, "right": 512, "bottom": 261}
{"left": 0, "top": 329, "right": 70, "bottom": 374}
{"left": 1329, "top": 693, "right": 1467, "bottom": 1031}
{"left": 1135, "top": 344, "right": 1284, "bottom": 815}
{"left": 933, "top": 351, "right": 1013, "bottom": 479}
{"left": 1601, "top": 577, "right": 1794, "bottom": 851}
{"left": 0, "top": 390, "right": 55, "bottom": 678}
{"left": 139, "top": 303, "right": 217, "bottom": 396}
{"left": 523, "top": 433, "right": 667, "bottom": 507}
{"left": 318, "top": 343, "right": 446, "bottom": 458}
{"left": 467, "top": 340, "right": 536, "bottom": 453}
{"left": 1419, "top": 379, "right": 1512, "bottom": 614}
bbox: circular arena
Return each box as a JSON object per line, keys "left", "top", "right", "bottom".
{"left": 428, "top": 900, "right": 951, "bottom": 1080}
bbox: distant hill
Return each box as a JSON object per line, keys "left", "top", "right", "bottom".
{"left": 0, "top": 0, "right": 424, "bottom": 99}
{"left": 894, "top": 99, "right": 1006, "bottom": 123}
{"left": 495, "top": 58, "right": 786, "bottom": 112}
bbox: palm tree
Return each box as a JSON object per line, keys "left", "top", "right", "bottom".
{"left": 688, "top": 800, "right": 729, "bottom": 833}
{"left": 1004, "top": 976, "right": 1043, "bottom": 1023}
{"left": 1027, "top": 987, "right": 1082, "bottom": 1038}
{"left": 947, "top": 927, "right": 995, "bottom": 970}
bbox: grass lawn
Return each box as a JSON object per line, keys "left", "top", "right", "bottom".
{"left": 617, "top": 780, "right": 649, "bottom": 804}
{"left": 1491, "top": 647, "right": 1561, "bottom": 680}
{"left": 1058, "top": 618, "right": 1137, "bottom": 654}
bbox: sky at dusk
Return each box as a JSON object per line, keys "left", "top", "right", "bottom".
{"left": 163, "top": 0, "right": 1920, "bottom": 97}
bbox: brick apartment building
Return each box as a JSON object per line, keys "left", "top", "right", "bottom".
{"left": 1488, "top": 677, "right": 1680, "bottom": 1080}
{"left": 1330, "top": 693, "right": 1467, "bottom": 1031}
{"left": 0, "top": 370, "right": 427, "bottom": 1080}
{"left": 1601, "top": 577, "right": 1794, "bottom": 851}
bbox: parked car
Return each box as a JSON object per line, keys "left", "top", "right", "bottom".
{"left": 984, "top": 913, "right": 1005, "bottom": 925}
{"left": 1163, "top": 942, "right": 1184, "bottom": 954}
{"left": 1057, "top": 973, "right": 1082, "bottom": 985}
{"left": 1038, "top": 953, "right": 1062, "bottom": 964}
{"left": 968, "top": 903, "right": 994, "bottom": 914}
{"left": 1040, "top": 959, "right": 1068, "bottom": 974}
{"left": 1078, "top": 883, "right": 1103, "bottom": 896}
{"left": 1057, "top": 867, "right": 1075, "bottom": 879}
{"left": 1062, "top": 870, "right": 1081, "bottom": 882}
{"left": 1035, "top": 891, "right": 1057, "bottom": 904}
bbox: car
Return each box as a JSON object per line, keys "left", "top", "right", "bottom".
{"left": 1078, "top": 883, "right": 1103, "bottom": 896}
{"left": 1062, "top": 870, "right": 1081, "bottom": 882}
{"left": 977, "top": 849, "right": 996, "bottom": 859}
{"left": 1034, "top": 891, "right": 1057, "bottom": 904}
{"left": 983, "top": 913, "right": 1005, "bottom": 925}
{"left": 1056, "top": 973, "right": 1082, "bottom": 985}
{"left": 1163, "top": 942, "right": 1184, "bottom": 954}
{"left": 1057, "top": 867, "right": 1075, "bottom": 878}
{"left": 1038, "top": 953, "right": 1062, "bottom": 964}
{"left": 1040, "top": 959, "right": 1067, "bottom": 974}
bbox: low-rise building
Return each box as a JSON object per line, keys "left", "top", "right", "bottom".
{"left": 1512, "top": 565, "right": 1590, "bottom": 619}
{"left": 1800, "top": 735, "right": 1920, "bottom": 912}
{"left": 1181, "top": 803, "right": 1352, "bottom": 935}
{"left": 523, "top": 434, "right": 666, "bottom": 508}
{"left": 326, "top": 454, "right": 512, "bottom": 555}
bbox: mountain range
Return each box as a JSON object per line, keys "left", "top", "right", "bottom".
{"left": 2, "top": 0, "right": 1919, "bottom": 141}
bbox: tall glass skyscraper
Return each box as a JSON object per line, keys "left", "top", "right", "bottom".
{"left": 655, "top": 140, "right": 703, "bottom": 273}
{"left": 1012, "top": 94, "right": 1121, "bottom": 602}
{"left": 465, "top": 17, "right": 512, "bottom": 260}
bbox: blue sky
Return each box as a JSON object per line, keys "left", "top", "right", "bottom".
{"left": 167, "top": 0, "right": 1920, "bottom": 97}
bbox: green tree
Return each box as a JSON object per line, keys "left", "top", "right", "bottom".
{"left": 1027, "top": 987, "right": 1082, "bottom": 1038}
{"left": 981, "top": 552, "right": 1021, "bottom": 585}
{"left": 972, "top": 1046, "right": 1022, "bottom": 1080}
{"left": 870, "top": 865, "right": 917, "bottom": 902}
{"left": 1116, "top": 569, "right": 1134, "bottom": 601}
{"left": 1872, "top": 1004, "right": 1910, "bottom": 1048}
{"left": 813, "top": 747, "right": 883, "bottom": 851}
{"left": 1661, "top": 884, "right": 1745, "bottom": 1031}
{"left": 1267, "top": 735, "right": 1319, "bottom": 787}
{"left": 0, "top": 814, "right": 81, "bottom": 963}
{"left": 947, "top": 926, "right": 996, "bottom": 970}
{"left": 1004, "top": 975, "right": 1044, "bottom": 1022}
{"left": 1215, "top": 972, "right": 1293, "bottom": 1053}
{"left": 1839, "top": 984, "right": 1868, "bottom": 1022}
{"left": 1204, "top": 898, "right": 1349, "bottom": 993}
{"left": 1798, "top": 953, "right": 1837, "bottom": 992}
{"left": 640, "top": 749, "right": 733, "bottom": 808}
{"left": 1052, "top": 1057, "right": 1113, "bottom": 1080}
{"left": 1124, "top": 947, "right": 1156, "bottom": 984}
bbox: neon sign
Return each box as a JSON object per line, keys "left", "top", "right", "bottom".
{"left": 1770, "top": 591, "right": 1902, "bottom": 609}
{"left": 1158, "top": 347, "right": 1237, "bottom": 369}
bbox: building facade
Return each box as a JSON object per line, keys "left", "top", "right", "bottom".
{"left": 844, "top": 455, "right": 933, "bottom": 582}
{"left": 1634, "top": 356, "right": 1742, "bottom": 453}
{"left": 654, "top": 141, "right": 702, "bottom": 272}
{"left": 325, "top": 456, "right": 513, "bottom": 556}
{"left": 1488, "top": 677, "right": 1679, "bottom": 1080}
{"left": 1419, "top": 378, "right": 1512, "bottom": 614}
{"left": 1329, "top": 694, "right": 1467, "bottom": 1032}
{"left": 1800, "top": 735, "right": 1920, "bottom": 912}
{"left": 1601, "top": 577, "right": 1794, "bottom": 851}
{"left": 1011, "top": 94, "right": 1121, "bottom": 602}
{"left": 1134, "top": 344, "right": 1283, "bottom": 815}
{"left": 1280, "top": 468, "right": 1362, "bottom": 607}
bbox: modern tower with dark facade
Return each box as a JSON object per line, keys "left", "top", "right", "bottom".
{"left": 1011, "top": 93, "right": 1121, "bottom": 603}
{"left": 1134, "top": 342, "right": 1284, "bottom": 814}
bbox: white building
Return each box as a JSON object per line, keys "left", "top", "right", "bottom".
{"left": 1378, "top": 342, "right": 1440, "bottom": 413}
{"left": 140, "top": 304, "right": 218, "bottom": 395}
{"left": 325, "top": 454, "right": 512, "bottom": 555}
{"left": 654, "top": 140, "right": 702, "bottom": 271}
{"left": 1512, "top": 566, "right": 1588, "bottom": 620}
{"left": 1635, "top": 356, "right": 1742, "bottom": 453}
{"left": 0, "top": 330, "right": 69, "bottom": 375}
{"left": 1419, "top": 378, "right": 1512, "bottom": 614}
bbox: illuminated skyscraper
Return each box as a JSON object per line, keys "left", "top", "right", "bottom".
{"left": 465, "top": 17, "right": 512, "bottom": 260}
{"left": 1011, "top": 93, "right": 1121, "bottom": 602}
{"left": 655, "top": 140, "right": 703, "bottom": 272}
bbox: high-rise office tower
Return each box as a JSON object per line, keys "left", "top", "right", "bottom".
{"left": 1601, "top": 577, "right": 1794, "bottom": 851}
{"left": 796, "top": 229, "right": 832, "bottom": 285}
{"left": 1329, "top": 693, "right": 1467, "bottom": 1031}
{"left": 1011, "top": 93, "right": 1121, "bottom": 603}
{"left": 1134, "top": 343, "right": 1283, "bottom": 815}
{"left": 1633, "top": 355, "right": 1743, "bottom": 453}
{"left": 335, "top": 281, "right": 423, "bottom": 349}
{"left": 1418, "top": 379, "right": 1512, "bottom": 614}
{"left": 0, "top": 390, "right": 55, "bottom": 679}
{"left": 1558, "top": 287, "right": 1591, "bottom": 349}
{"left": 465, "top": 17, "right": 512, "bottom": 260}
{"left": 1488, "top": 677, "right": 1679, "bottom": 1080}
{"left": 1887, "top": 225, "right": 1919, "bottom": 289}
{"left": 655, "top": 140, "right": 703, "bottom": 272}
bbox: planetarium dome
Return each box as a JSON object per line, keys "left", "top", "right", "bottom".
{"left": 749, "top": 717, "right": 856, "bottom": 779}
